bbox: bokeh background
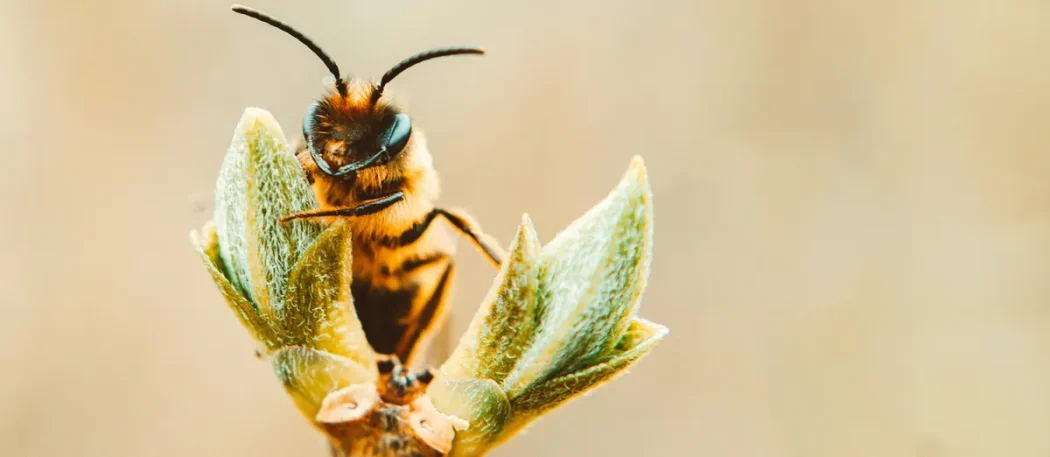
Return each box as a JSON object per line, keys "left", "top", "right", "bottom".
{"left": 2, "top": 0, "right": 1050, "bottom": 456}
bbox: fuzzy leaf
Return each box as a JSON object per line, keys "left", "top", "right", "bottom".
{"left": 198, "top": 110, "right": 665, "bottom": 457}
{"left": 213, "top": 107, "right": 322, "bottom": 320}
{"left": 272, "top": 346, "right": 376, "bottom": 423}
{"left": 506, "top": 318, "right": 667, "bottom": 425}
{"left": 427, "top": 378, "right": 511, "bottom": 457}
{"left": 191, "top": 221, "right": 282, "bottom": 350}
{"left": 431, "top": 157, "right": 664, "bottom": 456}
{"left": 503, "top": 156, "right": 654, "bottom": 392}
{"left": 439, "top": 215, "right": 541, "bottom": 384}
{"left": 283, "top": 220, "right": 375, "bottom": 371}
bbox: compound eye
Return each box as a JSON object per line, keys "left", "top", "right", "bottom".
{"left": 303, "top": 102, "right": 321, "bottom": 143}
{"left": 303, "top": 101, "right": 337, "bottom": 175}
{"left": 380, "top": 113, "right": 412, "bottom": 154}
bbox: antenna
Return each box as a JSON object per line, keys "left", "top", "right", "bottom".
{"left": 231, "top": 5, "right": 347, "bottom": 96}
{"left": 371, "top": 46, "right": 485, "bottom": 105}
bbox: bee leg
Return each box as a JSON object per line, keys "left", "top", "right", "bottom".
{"left": 395, "top": 261, "right": 455, "bottom": 365}
{"left": 395, "top": 252, "right": 450, "bottom": 275}
{"left": 436, "top": 208, "right": 505, "bottom": 268}
{"left": 280, "top": 191, "right": 405, "bottom": 222}
{"left": 396, "top": 208, "right": 504, "bottom": 267}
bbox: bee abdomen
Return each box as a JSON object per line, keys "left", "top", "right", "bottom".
{"left": 351, "top": 255, "right": 455, "bottom": 363}
{"left": 352, "top": 280, "right": 418, "bottom": 356}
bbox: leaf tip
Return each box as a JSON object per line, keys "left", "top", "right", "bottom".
{"left": 641, "top": 318, "right": 670, "bottom": 339}
{"left": 513, "top": 213, "right": 540, "bottom": 252}
{"left": 626, "top": 155, "right": 649, "bottom": 186}
{"left": 234, "top": 107, "right": 281, "bottom": 136}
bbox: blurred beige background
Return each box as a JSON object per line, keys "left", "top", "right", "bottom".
{"left": 2, "top": 0, "right": 1049, "bottom": 456}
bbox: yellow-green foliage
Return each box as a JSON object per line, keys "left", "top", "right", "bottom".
{"left": 193, "top": 108, "right": 667, "bottom": 456}
{"left": 430, "top": 158, "right": 667, "bottom": 455}
{"left": 191, "top": 108, "right": 378, "bottom": 423}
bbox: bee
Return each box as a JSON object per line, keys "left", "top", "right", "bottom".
{"left": 232, "top": 5, "right": 504, "bottom": 366}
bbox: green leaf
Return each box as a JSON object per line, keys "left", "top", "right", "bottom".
{"left": 503, "top": 318, "right": 667, "bottom": 436}
{"left": 191, "top": 222, "right": 282, "bottom": 351}
{"left": 503, "top": 156, "right": 654, "bottom": 392}
{"left": 428, "top": 378, "right": 511, "bottom": 457}
{"left": 283, "top": 220, "right": 376, "bottom": 372}
{"left": 432, "top": 157, "right": 665, "bottom": 455}
{"left": 213, "top": 107, "right": 322, "bottom": 320}
{"left": 272, "top": 346, "right": 376, "bottom": 423}
{"left": 439, "top": 215, "right": 541, "bottom": 385}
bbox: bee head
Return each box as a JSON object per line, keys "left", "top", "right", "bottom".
{"left": 303, "top": 85, "right": 414, "bottom": 177}
{"left": 231, "top": 5, "right": 484, "bottom": 177}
